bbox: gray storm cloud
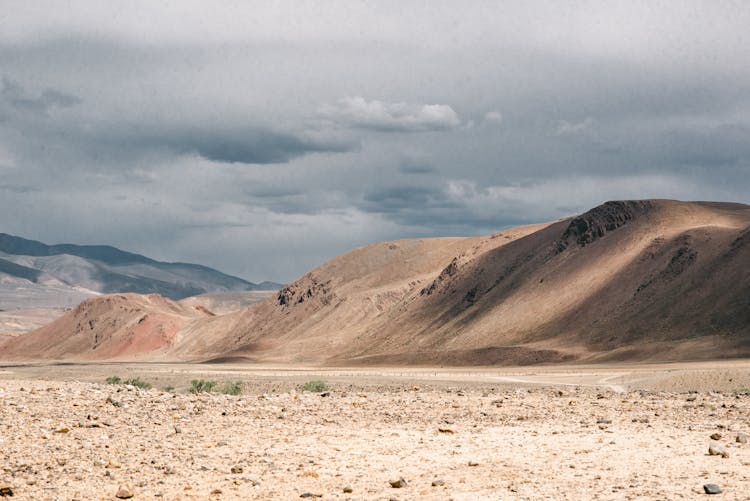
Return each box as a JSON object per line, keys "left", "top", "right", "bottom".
{"left": 0, "top": 1, "right": 748, "bottom": 283}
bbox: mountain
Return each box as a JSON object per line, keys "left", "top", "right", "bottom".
{"left": 0, "top": 233, "right": 282, "bottom": 304}
{"left": 2, "top": 200, "right": 749, "bottom": 364}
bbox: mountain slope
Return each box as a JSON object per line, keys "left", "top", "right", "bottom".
{"left": 3, "top": 200, "right": 749, "bottom": 365}
{"left": 1, "top": 294, "right": 209, "bottom": 360}
{"left": 0, "top": 233, "right": 282, "bottom": 301}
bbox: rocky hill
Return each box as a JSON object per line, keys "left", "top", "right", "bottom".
{"left": 3, "top": 200, "right": 749, "bottom": 365}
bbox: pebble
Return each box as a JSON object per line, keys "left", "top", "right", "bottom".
{"left": 173, "top": 425, "right": 182, "bottom": 434}
{"left": 389, "top": 477, "right": 408, "bottom": 488}
{"left": 709, "top": 433, "right": 722, "bottom": 440}
{"left": 432, "top": 479, "right": 446, "bottom": 487}
{"left": 596, "top": 418, "right": 612, "bottom": 424}
{"left": 343, "top": 486, "right": 353, "bottom": 493}
{"left": 115, "top": 485, "right": 134, "bottom": 499}
{"left": 0, "top": 484, "right": 13, "bottom": 497}
{"left": 703, "top": 484, "right": 722, "bottom": 494}
{"left": 736, "top": 433, "right": 748, "bottom": 444}
{"left": 708, "top": 442, "right": 729, "bottom": 458}
{"left": 300, "top": 493, "right": 322, "bottom": 498}
{"left": 468, "top": 461, "right": 479, "bottom": 466}
{"left": 230, "top": 466, "right": 243, "bottom": 474}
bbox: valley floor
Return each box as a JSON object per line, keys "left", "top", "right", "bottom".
{"left": 1, "top": 362, "right": 750, "bottom": 499}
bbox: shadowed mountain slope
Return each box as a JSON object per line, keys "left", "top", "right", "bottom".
{"left": 3, "top": 200, "right": 749, "bottom": 365}
{"left": 0, "top": 233, "right": 282, "bottom": 301}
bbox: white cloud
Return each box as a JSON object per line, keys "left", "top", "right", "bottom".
{"left": 318, "top": 96, "right": 461, "bottom": 132}
{"left": 483, "top": 110, "right": 503, "bottom": 125}
{"left": 554, "top": 117, "right": 596, "bottom": 136}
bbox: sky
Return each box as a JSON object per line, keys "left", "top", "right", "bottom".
{"left": 1, "top": 1, "right": 749, "bottom": 283}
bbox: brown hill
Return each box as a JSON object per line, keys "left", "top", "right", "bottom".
{"left": 0, "top": 294, "right": 210, "bottom": 360}
{"left": 3, "top": 200, "right": 750, "bottom": 365}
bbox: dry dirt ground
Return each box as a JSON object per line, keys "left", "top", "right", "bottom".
{"left": 2, "top": 362, "right": 750, "bottom": 500}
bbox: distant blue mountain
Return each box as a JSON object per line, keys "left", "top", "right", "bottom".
{"left": 0, "top": 233, "right": 282, "bottom": 300}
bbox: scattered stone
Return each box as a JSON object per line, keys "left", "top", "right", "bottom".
{"left": 468, "top": 461, "right": 479, "bottom": 466}
{"left": 432, "top": 479, "right": 445, "bottom": 487}
{"left": 54, "top": 427, "right": 70, "bottom": 434}
{"left": 0, "top": 484, "right": 13, "bottom": 497}
{"left": 210, "top": 488, "right": 222, "bottom": 495}
{"left": 736, "top": 433, "right": 748, "bottom": 444}
{"left": 216, "top": 441, "right": 227, "bottom": 447}
{"left": 708, "top": 442, "right": 729, "bottom": 458}
{"left": 709, "top": 433, "right": 722, "bottom": 440}
{"left": 106, "top": 460, "right": 121, "bottom": 469}
{"left": 106, "top": 396, "right": 122, "bottom": 408}
{"left": 300, "top": 493, "right": 322, "bottom": 498}
{"left": 319, "top": 392, "right": 330, "bottom": 397}
{"left": 596, "top": 418, "right": 612, "bottom": 424}
{"left": 115, "top": 485, "right": 134, "bottom": 499}
{"left": 173, "top": 425, "right": 182, "bottom": 434}
{"left": 703, "top": 484, "right": 722, "bottom": 494}
{"left": 389, "top": 477, "right": 407, "bottom": 488}
{"left": 437, "top": 428, "right": 455, "bottom": 434}
{"left": 343, "top": 486, "right": 353, "bottom": 493}
{"left": 230, "top": 466, "right": 243, "bottom": 474}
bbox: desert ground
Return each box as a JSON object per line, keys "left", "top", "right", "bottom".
{"left": 2, "top": 361, "right": 750, "bottom": 500}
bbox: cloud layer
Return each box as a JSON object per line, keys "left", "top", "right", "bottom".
{"left": 0, "top": 2, "right": 749, "bottom": 283}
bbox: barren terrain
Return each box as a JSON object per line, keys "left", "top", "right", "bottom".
{"left": 2, "top": 362, "right": 750, "bottom": 500}
{"left": 3, "top": 200, "right": 749, "bottom": 366}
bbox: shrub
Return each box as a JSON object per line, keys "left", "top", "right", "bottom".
{"left": 123, "top": 377, "right": 152, "bottom": 389}
{"left": 105, "top": 376, "right": 121, "bottom": 385}
{"left": 302, "top": 380, "right": 328, "bottom": 392}
{"left": 221, "top": 381, "right": 243, "bottom": 396}
{"left": 190, "top": 379, "right": 217, "bottom": 394}
{"left": 163, "top": 385, "right": 175, "bottom": 392}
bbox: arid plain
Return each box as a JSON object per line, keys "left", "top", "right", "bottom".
{"left": 2, "top": 362, "right": 750, "bottom": 500}
{"left": 2, "top": 200, "right": 750, "bottom": 499}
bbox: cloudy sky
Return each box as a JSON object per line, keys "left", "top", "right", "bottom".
{"left": 1, "top": 1, "right": 749, "bottom": 283}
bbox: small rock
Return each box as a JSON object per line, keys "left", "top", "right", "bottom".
{"left": 343, "top": 486, "right": 353, "bottom": 493}
{"left": 432, "top": 479, "right": 445, "bottom": 487}
{"left": 468, "top": 461, "right": 479, "bottom": 466}
{"left": 106, "top": 460, "right": 121, "bottom": 469}
{"left": 210, "top": 488, "right": 222, "bottom": 495}
{"left": 216, "top": 441, "right": 227, "bottom": 447}
{"left": 54, "top": 427, "right": 70, "bottom": 434}
{"left": 708, "top": 442, "right": 729, "bottom": 458}
{"left": 736, "top": 433, "right": 748, "bottom": 444}
{"left": 319, "top": 392, "right": 330, "bottom": 397}
{"left": 596, "top": 418, "right": 612, "bottom": 424}
{"left": 115, "top": 485, "right": 134, "bottom": 499}
{"left": 703, "top": 484, "right": 722, "bottom": 494}
{"left": 173, "top": 425, "right": 182, "bottom": 434}
{"left": 389, "top": 477, "right": 408, "bottom": 488}
{"left": 437, "top": 428, "right": 454, "bottom": 434}
{"left": 300, "top": 493, "right": 322, "bottom": 498}
{"left": 230, "top": 466, "right": 243, "bottom": 474}
{"left": 710, "top": 433, "right": 722, "bottom": 440}
{"left": 0, "top": 484, "right": 13, "bottom": 497}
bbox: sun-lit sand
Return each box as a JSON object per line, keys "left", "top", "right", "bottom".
{"left": 2, "top": 362, "right": 750, "bottom": 499}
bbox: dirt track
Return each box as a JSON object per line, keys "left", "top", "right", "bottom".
{"left": 2, "top": 361, "right": 750, "bottom": 499}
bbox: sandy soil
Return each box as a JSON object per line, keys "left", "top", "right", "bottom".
{"left": 1, "top": 362, "right": 750, "bottom": 500}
